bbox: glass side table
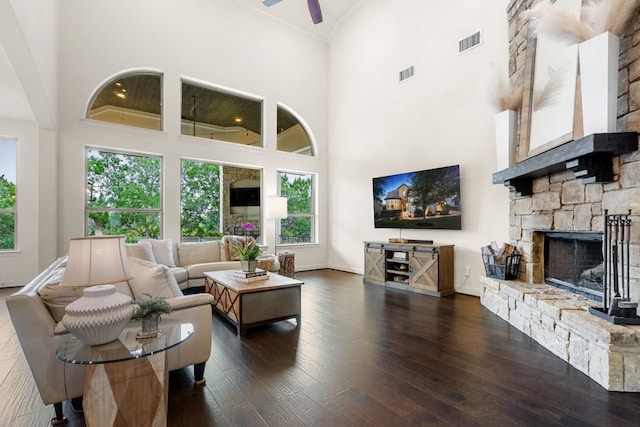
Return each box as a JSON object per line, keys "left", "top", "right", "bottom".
{"left": 57, "top": 321, "right": 193, "bottom": 427}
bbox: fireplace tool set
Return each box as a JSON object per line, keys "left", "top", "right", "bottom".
{"left": 589, "top": 210, "right": 640, "bottom": 324}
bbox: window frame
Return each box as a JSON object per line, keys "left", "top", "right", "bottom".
{"left": 86, "top": 70, "right": 164, "bottom": 131}
{"left": 85, "top": 147, "right": 163, "bottom": 241}
{"left": 180, "top": 79, "right": 264, "bottom": 147}
{"left": 277, "top": 170, "right": 316, "bottom": 245}
{"left": 0, "top": 138, "right": 17, "bottom": 251}
{"left": 276, "top": 103, "right": 316, "bottom": 157}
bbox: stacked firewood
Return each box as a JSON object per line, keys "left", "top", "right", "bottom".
{"left": 481, "top": 242, "right": 519, "bottom": 264}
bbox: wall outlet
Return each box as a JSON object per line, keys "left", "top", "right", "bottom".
{"left": 465, "top": 266, "right": 471, "bottom": 277}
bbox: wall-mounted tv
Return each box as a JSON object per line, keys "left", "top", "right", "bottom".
{"left": 372, "top": 164, "right": 461, "bottom": 230}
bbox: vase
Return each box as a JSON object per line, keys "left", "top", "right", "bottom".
{"left": 578, "top": 31, "right": 619, "bottom": 135}
{"left": 62, "top": 284, "right": 134, "bottom": 346}
{"left": 241, "top": 259, "right": 258, "bottom": 272}
{"left": 494, "top": 110, "right": 516, "bottom": 170}
{"left": 138, "top": 315, "right": 160, "bottom": 339}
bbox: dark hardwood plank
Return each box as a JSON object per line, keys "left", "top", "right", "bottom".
{"left": 3, "top": 269, "right": 640, "bottom": 426}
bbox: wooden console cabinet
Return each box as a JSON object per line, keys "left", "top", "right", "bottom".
{"left": 363, "top": 241, "right": 454, "bottom": 297}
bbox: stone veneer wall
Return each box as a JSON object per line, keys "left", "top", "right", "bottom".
{"left": 222, "top": 166, "right": 261, "bottom": 234}
{"left": 505, "top": 0, "right": 640, "bottom": 299}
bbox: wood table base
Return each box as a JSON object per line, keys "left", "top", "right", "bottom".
{"left": 83, "top": 351, "right": 167, "bottom": 427}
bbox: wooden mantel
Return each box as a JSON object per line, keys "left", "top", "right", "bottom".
{"left": 492, "top": 132, "right": 638, "bottom": 196}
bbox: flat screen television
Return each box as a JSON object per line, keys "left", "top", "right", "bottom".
{"left": 372, "top": 164, "right": 461, "bottom": 230}
{"left": 230, "top": 187, "right": 260, "bottom": 207}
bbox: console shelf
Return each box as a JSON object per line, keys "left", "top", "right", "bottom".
{"left": 363, "top": 241, "right": 454, "bottom": 297}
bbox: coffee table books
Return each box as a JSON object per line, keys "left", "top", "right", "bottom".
{"left": 232, "top": 269, "right": 268, "bottom": 282}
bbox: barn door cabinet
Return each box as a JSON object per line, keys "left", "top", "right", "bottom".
{"left": 363, "top": 242, "right": 454, "bottom": 297}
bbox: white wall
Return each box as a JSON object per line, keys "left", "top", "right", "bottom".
{"left": 0, "top": 0, "right": 58, "bottom": 287}
{"left": 0, "top": 118, "right": 57, "bottom": 286}
{"left": 56, "top": 0, "right": 329, "bottom": 270}
{"left": 327, "top": 0, "right": 512, "bottom": 295}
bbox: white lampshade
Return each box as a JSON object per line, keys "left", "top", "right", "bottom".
{"left": 61, "top": 235, "right": 133, "bottom": 287}
{"left": 267, "top": 196, "right": 288, "bottom": 220}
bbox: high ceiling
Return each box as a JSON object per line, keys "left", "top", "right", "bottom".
{"left": 0, "top": 0, "right": 364, "bottom": 125}
{"left": 238, "top": 0, "right": 363, "bottom": 42}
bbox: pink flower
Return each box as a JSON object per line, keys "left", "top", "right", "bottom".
{"left": 241, "top": 222, "right": 255, "bottom": 231}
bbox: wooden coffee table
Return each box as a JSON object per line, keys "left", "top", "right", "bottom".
{"left": 204, "top": 271, "right": 304, "bottom": 335}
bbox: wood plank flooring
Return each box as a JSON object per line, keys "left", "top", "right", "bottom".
{"left": 2, "top": 269, "right": 640, "bottom": 426}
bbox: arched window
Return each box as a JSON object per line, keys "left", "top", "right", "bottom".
{"left": 276, "top": 104, "right": 315, "bottom": 156}
{"left": 181, "top": 81, "right": 263, "bottom": 147}
{"left": 87, "top": 71, "right": 163, "bottom": 131}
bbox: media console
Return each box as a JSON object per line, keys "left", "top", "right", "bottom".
{"left": 363, "top": 241, "right": 454, "bottom": 297}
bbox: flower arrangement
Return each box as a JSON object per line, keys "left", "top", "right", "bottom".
{"left": 521, "top": 0, "right": 640, "bottom": 44}
{"left": 233, "top": 240, "right": 261, "bottom": 260}
{"left": 241, "top": 222, "right": 255, "bottom": 232}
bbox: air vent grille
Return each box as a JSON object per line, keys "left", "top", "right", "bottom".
{"left": 458, "top": 31, "right": 481, "bottom": 54}
{"left": 399, "top": 65, "right": 415, "bottom": 82}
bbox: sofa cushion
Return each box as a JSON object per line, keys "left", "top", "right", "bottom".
{"left": 222, "top": 235, "right": 256, "bottom": 261}
{"left": 128, "top": 257, "right": 182, "bottom": 299}
{"left": 125, "top": 242, "right": 156, "bottom": 263}
{"left": 185, "top": 261, "right": 242, "bottom": 278}
{"left": 170, "top": 267, "right": 189, "bottom": 285}
{"left": 139, "top": 239, "right": 176, "bottom": 267}
{"left": 177, "top": 241, "right": 221, "bottom": 266}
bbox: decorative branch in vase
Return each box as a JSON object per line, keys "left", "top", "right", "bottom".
{"left": 521, "top": 0, "right": 640, "bottom": 134}
{"left": 132, "top": 294, "right": 172, "bottom": 339}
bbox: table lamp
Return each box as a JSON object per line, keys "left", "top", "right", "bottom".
{"left": 266, "top": 196, "right": 288, "bottom": 254}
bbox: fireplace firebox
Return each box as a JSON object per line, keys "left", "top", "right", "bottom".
{"left": 543, "top": 231, "right": 603, "bottom": 302}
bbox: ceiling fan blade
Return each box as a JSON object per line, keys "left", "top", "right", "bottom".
{"left": 263, "top": 0, "right": 282, "bottom": 6}
{"left": 307, "top": 0, "right": 323, "bottom": 24}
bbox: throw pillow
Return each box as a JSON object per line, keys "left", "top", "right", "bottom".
{"left": 39, "top": 284, "right": 87, "bottom": 323}
{"left": 139, "top": 239, "right": 176, "bottom": 267}
{"left": 177, "top": 241, "right": 221, "bottom": 265}
{"left": 222, "top": 235, "right": 255, "bottom": 261}
{"left": 128, "top": 257, "right": 182, "bottom": 299}
{"left": 125, "top": 242, "right": 156, "bottom": 263}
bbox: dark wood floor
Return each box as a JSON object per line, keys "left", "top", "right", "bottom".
{"left": 3, "top": 269, "right": 640, "bottom": 426}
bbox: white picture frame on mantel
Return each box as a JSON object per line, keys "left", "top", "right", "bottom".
{"left": 518, "top": 0, "right": 583, "bottom": 161}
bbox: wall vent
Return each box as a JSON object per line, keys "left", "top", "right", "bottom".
{"left": 399, "top": 65, "right": 415, "bottom": 82}
{"left": 458, "top": 31, "right": 481, "bottom": 54}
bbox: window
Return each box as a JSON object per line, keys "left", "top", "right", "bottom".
{"left": 277, "top": 171, "right": 315, "bottom": 244}
{"left": 276, "top": 104, "right": 314, "bottom": 156}
{"left": 181, "top": 81, "right": 263, "bottom": 146}
{"left": 0, "top": 138, "right": 16, "bottom": 250}
{"left": 180, "top": 160, "right": 222, "bottom": 241}
{"left": 86, "top": 149, "right": 162, "bottom": 242}
{"left": 87, "top": 71, "right": 163, "bottom": 131}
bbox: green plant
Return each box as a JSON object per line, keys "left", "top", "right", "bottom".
{"left": 233, "top": 240, "right": 261, "bottom": 260}
{"left": 132, "top": 293, "right": 172, "bottom": 321}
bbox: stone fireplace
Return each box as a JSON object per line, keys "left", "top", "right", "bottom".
{"left": 479, "top": 0, "right": 640, "bottom": 392}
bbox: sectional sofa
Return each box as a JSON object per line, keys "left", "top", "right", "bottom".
{"left": 128, "top": 236, "right": 281, "bottom": 292}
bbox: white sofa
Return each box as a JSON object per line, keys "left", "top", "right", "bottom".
{"left": 6, "top": 256, "right": 215, "bottom": 424}
{"left": 129, "top": 237, "right": 280, "bottom": 292}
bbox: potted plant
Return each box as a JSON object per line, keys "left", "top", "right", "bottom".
{"left": 132, "top": 293, "right": 172, "bottom": 338}
{"left": 233, "top": 240, "right": 261, "bottom": 272}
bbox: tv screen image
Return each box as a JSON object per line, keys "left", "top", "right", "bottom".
{"left": 372, "top": 164, "right": 461, "bottom": 230}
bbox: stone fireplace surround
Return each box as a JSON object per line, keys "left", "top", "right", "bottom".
{"left": 480, "top": 0, "right": 640, "bottom": 392}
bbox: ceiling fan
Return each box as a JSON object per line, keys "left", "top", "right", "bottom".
{"left": 262, "top": 0, "right": 323, "bottom": 24}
